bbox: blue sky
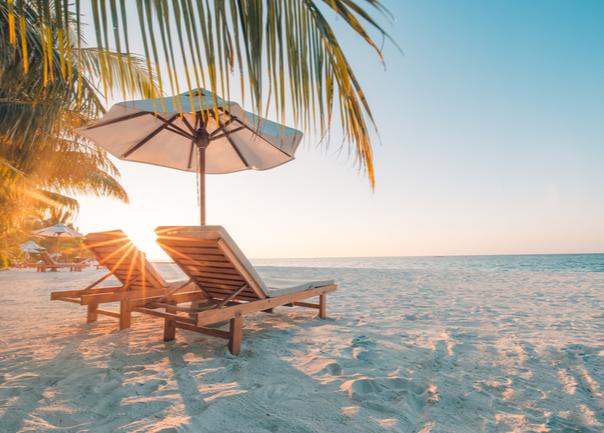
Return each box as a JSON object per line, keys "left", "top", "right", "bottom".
{"left": 76, "top": 0, "right": 604, "bottom": 258}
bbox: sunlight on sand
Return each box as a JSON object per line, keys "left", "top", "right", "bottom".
{"left": 1, "top": 266, "right": 604, "bottom": 432}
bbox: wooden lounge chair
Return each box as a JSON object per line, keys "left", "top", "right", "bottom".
{"left": 36, "top": 251, "right": 84, "bottom": 272}
{"left": 50, "top": 230, "right": 195, "bottom": 329}
{"left": 134, "top": 226, "right": 337, "bottom": 355}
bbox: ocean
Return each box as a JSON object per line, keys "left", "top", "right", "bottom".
{"left": 253, "top": 253, "right": 604, "bottom": 273}
{"left": 155, "top": 253, "right": 604, "bottom": 284}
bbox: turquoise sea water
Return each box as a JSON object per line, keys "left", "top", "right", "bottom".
{"left": 251, "top": 253, "right": 604, "bottom": 273}
{"left": 155, "top": 254, "right": 604, "bottom": 280}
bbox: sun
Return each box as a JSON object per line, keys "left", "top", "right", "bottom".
{"left": 119, "top": 223, "right": 168, "bottom": 261}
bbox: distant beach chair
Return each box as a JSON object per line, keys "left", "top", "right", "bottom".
{"left": 50, "top": 230, "right": 195, "bottom": 328}
{"left": 134, "top": 226, "right": 336, "bottom": 355}
{"left": 36, "top": 251, "right": 85, "bottom": 272}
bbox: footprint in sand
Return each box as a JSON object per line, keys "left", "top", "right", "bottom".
{"left": 340, "top": 376, "right": 430, "bottom": 418}
{"left": 347, "top": 335, "right": 380, "bottom": 362}
{"left": 340, "top": 377, "right": 425, "bottom": 401}
{"left": 341, "top": 377, "right": 383, "bottom": 399}
{"left": 351, "top": 335, "right": 375, "bottom": 349}
{"left": 316, "top": 361, "right": 342, "bottom": 376}
{"left": 255, "top": 382, "right": 306, "bottom": 403}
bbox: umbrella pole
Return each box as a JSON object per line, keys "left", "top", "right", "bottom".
{"left": 199, "top": 144, "right": 206, "bottom": 226}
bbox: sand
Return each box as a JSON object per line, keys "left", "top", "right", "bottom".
{"left": 1, "top": 266, "right": 603, "bottom": 433}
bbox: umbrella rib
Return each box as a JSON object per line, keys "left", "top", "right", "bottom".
{"left": 85, "top": 111, "right": 153, "bottom": 130}
{"left": 181, "top": 116, "right": 195, "bottom": 133}
{"left": 121, "top": 114, "right": 179, "bottom": 158}
{"left": 211, "top": 115, "right": 250, "bottom": 168}
{"left": 187, "top": 139, "right": 195, "bottom": 169}
{"left": 153, "top": 114, "right": 193, "bottom": 138}
{"left": 209, "top": 117, "right": 236, "bottom": 137}
{"left": 164, "top": 126, "right": 194, "bottom": 140}
{"left": 219, "top": 110, "right": 295, "bottom": 158}
{"left": 211, "top": 126, "right": 245, "bottom": 140}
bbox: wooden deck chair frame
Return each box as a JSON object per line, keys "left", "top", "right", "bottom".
{"left": 134, "top": 226, "right": 337, "bottom": 355}
{"left": 36, "top": 251, "right": 83, "bottom": 272}
{"left": 50, "top": 230, "right": 197, "bottom": 329}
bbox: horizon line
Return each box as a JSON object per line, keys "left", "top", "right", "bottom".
{"left": 148, "top": 250, "right": 604, "bottom": 262}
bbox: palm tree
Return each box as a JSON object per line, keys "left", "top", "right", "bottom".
{"left": 4, "top": 0, "right": 393, "bottom": 187}
{"left": 0, "top": 1, "right": 158, "bottom": 265}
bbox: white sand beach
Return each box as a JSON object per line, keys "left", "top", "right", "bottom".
{"left": 1, "top": 263, "right": 603, "bottom": 433}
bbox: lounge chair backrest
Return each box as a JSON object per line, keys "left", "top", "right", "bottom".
{"left": 84, "top": 230, "right": 167, "bottom": 291}
{"left": 155, "top": 226, "right": 268, "bottom": 301}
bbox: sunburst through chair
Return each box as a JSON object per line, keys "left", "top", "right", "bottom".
{"left": 50, "top": 230, "right": 195, "bottom": 328}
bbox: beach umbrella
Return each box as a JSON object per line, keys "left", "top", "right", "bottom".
{"left": 19, "top": 240, "right": 46, "bottom": 254}
{"left": 76, "top": 89, "right": 303, "bottom": 225}
{"left": 33, "top": 223, "right": 82, "bottom": 255}
{"left": 33, "top": 223, "right": 82, "bottom": 238}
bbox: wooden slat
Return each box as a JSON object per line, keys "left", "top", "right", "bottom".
{"left": 161, "top": 246, "right": 221, "bottom": 255}
{"left": 189, "top": 271, "right": 245, "bottom": 282}
{"left": 196, "top": 278, "right": 243, "bottom": 288}
{"left": 148, "top": 300, "right": 218, "bottom": 313}
{"left": 132, "top": 307, "right": 197, "bottom": 325}
{"left": 158, "top": 238, "right": 217, "bottom": 248}
{"left": 203, "top": 290, "right": 259, "bottom": 301}
{"left": 169, "top": 290, "right": 207, "bottom": 303}
{"left": 180, "top": 254, "right": 229, "bottom": 262}
{"left": 174, "top": 322, "right": 230, "bottom": 339}
{"left": 91, "top": 245, "right": 133, "bottom": 254}
{"left": 201, "top": 285, "right": 256, "bottom": 294}
{"left": 178, "top": 260, "right": 236, "bottom": 269}
{"left": 99, "top": 263, "right": 137, "bottom": 272}
{"left": 108, "top": 290, "right": 205, "bottom": 306}
{"left": 293, "top": 301, "right": 320, "bottom": 309}
{"left": 179, "top": 266, "right": 241, "bottom": 275}
{"left": 197, "top": 285, "right": 337, "bottom": 325}
{"left": 50, "top": 285, "right": 122, "bottom": 300}
{"left": 97, "top": 309, "right": 121, "bottom": 318}
{"left": 54, "top": 297, "right": 81, "bottom": 304}
{"left": 216, "top": 239, "right": 266, "bottom": 299}
{"left": 80, "top": 288, "right": 167, "bottom": 305}
{"left": 200, "top": 285, "right": 258, "bottom": 297}
{"left": 128, "top": 282, "right": 157, "bottom": 290}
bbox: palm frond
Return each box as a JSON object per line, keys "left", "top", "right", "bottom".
{"left": 78, "top": 47, "right": 159, "bottom": 100}
{"left": 5, "top": 0, "right": 394, "bottom": 186}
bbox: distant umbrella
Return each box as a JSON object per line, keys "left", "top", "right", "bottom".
{"left": 77, "top": 88, "right": 303, "bottom": 225}
{"left": 33, "top": 223, "right": 82, "bottom": 238}
{"left": 33, "top": 224, "right": 81, "bottom": 257}
{"left": 20, "top": 240, "right": 46, "bottom": 254}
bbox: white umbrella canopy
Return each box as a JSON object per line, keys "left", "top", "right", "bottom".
{"left": 33, "top": 223, "right": 82, "bottom": 238}
{"left": 77, "top": 88, "right": 303, "bottom": 225}
{"left": 20, "top": 240, "right": 46, "bottom": 254}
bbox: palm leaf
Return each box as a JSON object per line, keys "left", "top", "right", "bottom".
{"left": 6, "top": 0, "right": 394, "bottom": 187}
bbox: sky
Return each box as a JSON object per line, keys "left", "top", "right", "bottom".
{"left": 75, "top": 0, "right": 604, "bottom": 259}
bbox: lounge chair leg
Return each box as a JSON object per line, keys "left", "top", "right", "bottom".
{"left": 229, "top": 314, "right": 243, "bottom": 355}
{"left": 119, "top": 300, "right": 131, "bottom": 330}
{"left": 164, "top": 319, "right": 176, "bottom": 341}
{"left": 87, "top": 304, "right": 98, "bottom": 323}
{"left": 164, "top": 301, "right": 177, "bottom": 341}
{"left": 319, "top": 294, "right": 327, "bottom": 319}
